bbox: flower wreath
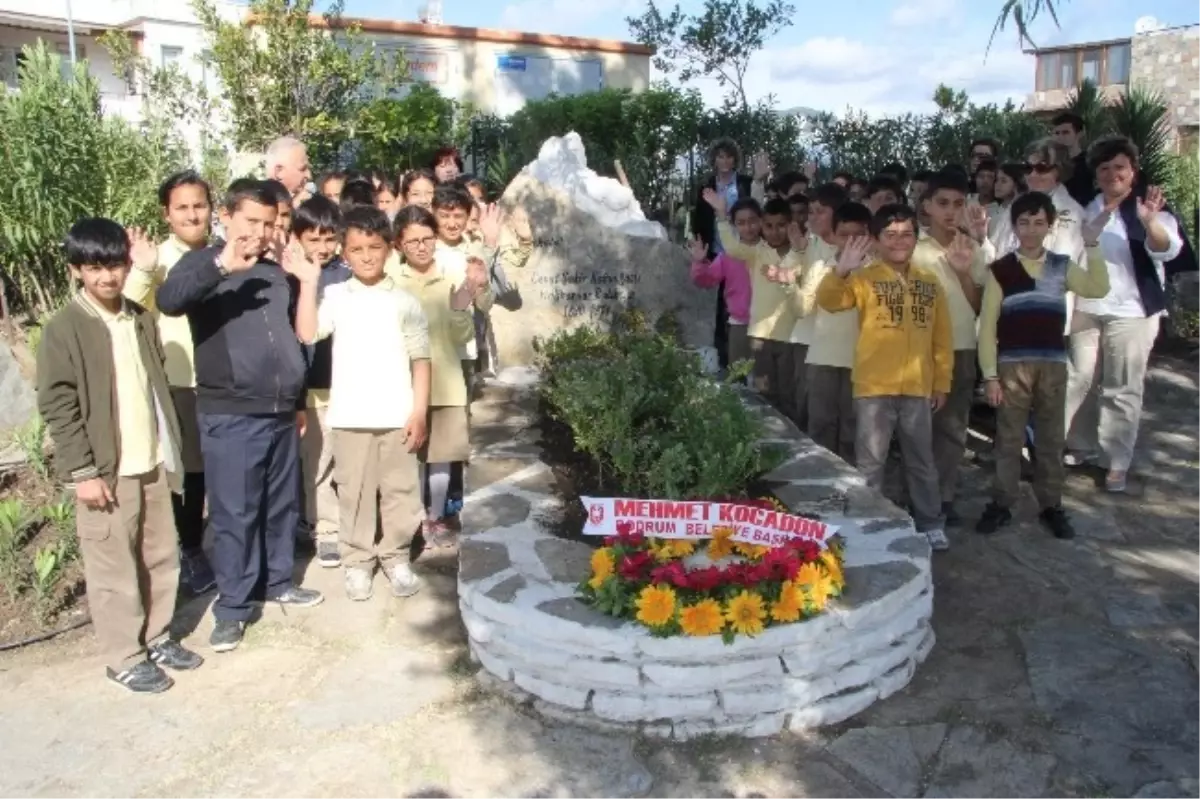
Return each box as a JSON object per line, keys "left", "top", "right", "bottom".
{"left": 578, "top": 498, "right": 846, "bottom": 643}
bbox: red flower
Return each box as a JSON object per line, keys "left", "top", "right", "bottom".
{"left": 651, "top": 561, "right": 689, "bottom": 588}
{"left": 618, "top": 551, "right": 653, "bottom": 580}
{"left": 786, "top": 538, "right": 820, "bottom": 562}
{"left": 603, "top": 536, "right": 617, "bottom": 547}
{"left": 745, "top": 562, "right": 773, "bottom": 584}
{"left": 685, "top": 566, "right": 725, "bottom": 592}
{"left": 616, "top": 521, "right": 633, "bottom": 536}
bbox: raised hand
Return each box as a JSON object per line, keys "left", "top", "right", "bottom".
{"left": 465, "top": 256, "right": 489, "bottom": 293}
{"left": 508, "top": 206, "right": 532, "bottom": 242}
{"left": 479, "top": 202, "right": 503, "bottom": 248}
{"left": 126, "top": 227, "right": 157, "bottom": 272}
{"left": 751, "top": 151, "right": 772, "bottom": 181}
{"left": 701, "top": 187, "right": 727, "bottom": 217}
{"left": 946, "top": 232, "right": 975, "bottom": 275}
{"left": 688, "top": 235, "right": 708, "bottom": 262}
{"left": 1136, "top": 185, "right": 1166, "bottom": 223}
{"left": 964, "top": 202, "right": 989, "bottom": 242}
{"left": 836, "top": 236, "right": 872, "bottom": 276}
{"left": 281, "top": 242, "right": 320, "bottom": 284}
{"left": 787, "top": 221, "right": 808, "bottom": 252}
{"left": 219, "top": 236, "right": 259, "bottom": 274}
{"left": 761, "top": 263, "right": 796, "bottom": 284}
{"left": 1082, "top": 207, "right": 1114, "bottom": 247}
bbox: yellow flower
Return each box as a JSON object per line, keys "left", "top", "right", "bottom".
{"left": 707, "top": 526, "right": 736, "bottom": 560}
{"left": 734, "top": 542, "right": 770, "bottom": 560}
{"left": 724, "top": 590, "right": 767, "bottom": 636}
{"left": 770, "top": 582, "right": 804, "bottom": 623}
{"left": 650, "top": 540, "right": 675, "bottom": 563}
{"left": 588, "top": 548, "right": 615, "bottom": 589}
{"left": 820, "top": 548, "right": 844, "bottom": 588}
{"left": 679, "top": 599, "right": 724, "bottom": 636}
{"left": 667, "top": 539, "right": 696, "bottom": 558}
{"left": 804, "top": 574, "right": 835, "bottom": 611}
{"left": 794, "top": 562, "right": 823, "bottom": 589}
{"left": 635, "top": 584, "right": 677, "bottom": 627}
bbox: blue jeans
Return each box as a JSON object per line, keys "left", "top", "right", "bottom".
{"left": 200, "top": 413, "right": 300, "bottom": 622}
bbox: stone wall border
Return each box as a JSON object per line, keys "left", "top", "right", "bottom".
{"left": 458, "top": 370, "right": 934, "bottom": 741}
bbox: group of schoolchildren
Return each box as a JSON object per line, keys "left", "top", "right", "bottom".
{"left": 688, "top": 132, "right": 1187, "bottom": 554}
{"left": 36, "top": 142, "right": 533, "bottom": 693}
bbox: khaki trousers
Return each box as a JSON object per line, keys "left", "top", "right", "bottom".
{"left": 333, "top": 428, "right": 423, "bottom": 570}
{"left": 855, "top": 396, "right": 943, "bottom": 532}
{"left": 993, "top": 361, "right": 1068, "bottom": 509}
{"left": 76, "top": 466, "right": 179, "bottom": 672}
{"left": 1065, "top": 311, "right": 1160, "bottom": 472}
{"left": 932, "top": 349, "right": 978, "bottom": 504}
{"left": 301, "top": 406, "right": 339, "bottom": 538}
{"left": 807, "top": 364, "right": 856, "bottom": 463}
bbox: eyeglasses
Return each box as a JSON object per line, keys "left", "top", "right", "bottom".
{"left": 1025, "top": 162, "right": 1058, "bottom": 174}
{"left": 401, "top": 235, "right": 437, "bottom": 250}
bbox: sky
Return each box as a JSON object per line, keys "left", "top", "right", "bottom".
{"left": 340, "top": 0, "right": 1200, "bottom": 116}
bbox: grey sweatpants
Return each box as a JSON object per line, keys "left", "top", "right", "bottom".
{"left": 855, "top": 395, "right": 944, "bottom": 532}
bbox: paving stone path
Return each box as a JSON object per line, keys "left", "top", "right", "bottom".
{"left": 0, "top": 359, "right": 1195, "bottom": 797}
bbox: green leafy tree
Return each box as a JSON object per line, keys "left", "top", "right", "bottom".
{"left": 1063, "top": 78, "right": 1111, "bottom": 139}
{"left": 192, "top": 0, "right": 404, "bottom": 168}
{"left": 355, "top": 85, "right": 473, "bottom": 173}
{"left": 1109, "top": 85, "right": 1173, "bottom": 186}
{"left": 989, "top": 0, "right": 1064, "bottom": 52}
{"left": 0, "top": 43, "right": 185, "bottom": 313}
{"left": 626, "top": 0, "right": 795, "bottom": 110}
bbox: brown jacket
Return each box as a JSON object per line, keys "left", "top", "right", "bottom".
{"left": 37, "top": 294, "right": 182, "bottom": 487}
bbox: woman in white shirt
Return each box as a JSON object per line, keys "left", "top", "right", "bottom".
{"left": 1021, "top": 139, "right": 1087, "bottom": 266}
{"left": 987, "top": 163, "right": 1028, "bottom": 253}
{"left": 1064, "top": 136, "right": 1185, "bottom": 492}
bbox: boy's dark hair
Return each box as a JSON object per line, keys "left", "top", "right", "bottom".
{"left": 432, "top": 183, "right": 475, "bottom": 212}
{"left": 158, "top": 169, "right": 212, "bottom": 208}
{"left": 339, "top": 178, "right": 377, "bottom": 211}
{"left": 811, "top": 182, "right": 849, "bottom": 209}
{"left": 708, "top": 137, "right": 742, "bottom": 170}
{"left": 262, "top": 178, "right": 293, "bottom": 207}
{"left": 402, "top": 168, "right": 437, "bottom": 197}
{"left": 834, "top": 201, "right": 873, "bottom": 229}
{"left": 869, "top": 203, "right": 918, "bottom": 238}
{"left": 866, "top": 175, "right": 903, "bottom": 200}
{"left": 974, "top": 158, "right": 999, "bottom": 175}
{"left": 788, "top": 193, "right": 810, "bottom": 209}
{"left": 458, "top": 175, "right": 486, "bottom": 196}
{"left": 969, "top": 137, "right": 1000, "bottom": 157}
{"left": 911, "top": 169, "right": 935, "bottom": 183}
{"left": 939, "top": 163, "right": 970, "bottom": 180}
{"left": 393, "top": 204, "right": 440, "bottom": 240}
{"left": 879, "top": 162, "right": 908, "bottom": 185}
{"left": 774, "top": 171, "right": 807, "bottom": 196}
{"left": 1051, "top": 112, "right": 1085, "bottom": 132}
{"left": 377, "top": 174, "right": 401, "bottom": 196}
{"left": 1087, "top": 135, "right": 1139, "bottom": 171}
{"left": 849, "top": 178, "right": 869, "bottom": 193}
{"left": 64, "top": 217, "right": 130, "bottom": 268}
{"left": 223, "top": 178, "right": 276, "bottom": 213}
{"left": 999, "top": 162, "right": 1029, "bottom": 194}
{"left": 317, "top": 170, "right": 345, "bottom": 192}
{"left": 293, "top": 195, "right": 342, "bottom": 238}
{"left": 1010, "top": 191, "right": 1058, "bottom": 226}
{"left": 341, "top": 205, "right": 392, "bottom": 240}
{"left": 833, "top": 171, "right": 854, "bottom": 184}
{"left": 762, "top": 197, "right": 792, "bottom": 218}
{"left": 431, "top": 145, "right": 464, "bottom": 174}
{"left": 925, "top": 169, "right": 971, "bottom": 199}
{"left": 728, "top": 197, "right": 763, "bottom": 220}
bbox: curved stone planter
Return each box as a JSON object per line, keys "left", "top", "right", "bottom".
{"left": 459, "top": 373, "right": 934, "bottom": 741}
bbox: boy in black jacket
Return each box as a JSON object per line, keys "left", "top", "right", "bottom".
{"left": 157, "top": 179, "right": 324, "bottom": 654}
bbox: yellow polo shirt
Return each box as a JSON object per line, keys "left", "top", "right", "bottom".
{"left": 123, "top": 235, "right": 200, "bottom": 388}
{"left": 910, "top": 233, "right": 993, "bottom": 351}
{"left": 79, "top": 294, "right": 159, "bottom": 476}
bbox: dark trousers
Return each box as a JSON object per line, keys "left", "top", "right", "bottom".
{"left": 715, "top": 283, "right": 729, "bottom": 369}
{"left": 200, "top": 412, "right": 300, "bottom": 622}
{"left": 171, "top": 471, "right": 206, "bottom": 552}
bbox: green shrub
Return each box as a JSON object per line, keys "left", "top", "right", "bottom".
{"left": 536, "top": 319, "right": 780, "bottom": 500}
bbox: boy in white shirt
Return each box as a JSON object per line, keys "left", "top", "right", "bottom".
{"left": 291, "top": 207, "right": 433, "bottom": 601}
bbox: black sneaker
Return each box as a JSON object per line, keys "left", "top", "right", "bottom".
{"left": 180, "top": 548, "right": 216, "bottom": 594}
{"left": 107, "top": 660, "right": 174, "bottom": 693}
{"left": 975, "top": 503, "right": 1013, "bottom": 534}
{"left": 1040, "top": 506, "right": 1075, "bottom": 539}
{"left": 210, "top": 620, "right": 245, "bottom": 653}
{"left": 268, "top": 586, "right": 325, "bottom": 608}
{"left": 942, "top": 502, "right": 961, "bottom": 527}
{"left": 149, "top": 639, "right": 204, "bottom": 670}
{"left": 316, "top": 540, "right": 341, "bottom": 568}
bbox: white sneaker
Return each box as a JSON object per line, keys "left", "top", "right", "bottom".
{"left": 1063, "top": 451, "right": 1097, "bottom": 467}
{"left": 924, "top": 528, "right": 950, "bottom": 552}
{"left": 386, "top": 563, "right": 421, "bottom": 598}
{"left": 344, "top": 569, "right": 374, "bottom": 602}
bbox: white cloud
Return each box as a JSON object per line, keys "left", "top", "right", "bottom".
{"left": 889, "top": 0, "right": 959, "bottom": 28}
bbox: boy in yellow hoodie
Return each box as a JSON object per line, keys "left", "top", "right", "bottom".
{"left": 817, "top": 203, "right": 953, "bottom": 551}
{"left": 704, "top": 189, "right": 806, "bottom": 422}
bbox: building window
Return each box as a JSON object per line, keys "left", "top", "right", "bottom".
{"left": 1058, "top": 54, "right": 1077, "bottom": 90}
{"left": 161, "top": 45, "right": 183, "bottom": 69}
{"left": 1106, "top": 42, "right": 1131, "bottom": 84}
{"left": 1038, "top": 54, "right": 1058, "bottom": 91}
{"left": 1081, "top": 48, "right": 1102, "bottom": 83}
{"left": 54, "top": 41, "right": 86, "bottom": 81}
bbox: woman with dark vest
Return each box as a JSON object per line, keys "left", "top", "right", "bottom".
{"left": 1064, "top": 136, "right": 1197, "bottom": 493}
{"left": 975, "top": 192, "right": 1111, "bottom": 538}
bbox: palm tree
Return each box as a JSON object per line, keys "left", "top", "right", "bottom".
{"left": 1064, "top": 78, "right": 1111, "bottom": 137}
{"left": 988, "top": 0, "right": 1065, "bottom": 54}
{"left": 1108, "top": 85, "right": 1172, "bottom": 186}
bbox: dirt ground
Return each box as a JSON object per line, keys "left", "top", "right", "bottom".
{"left": 0, "top": 356, "right": 1196, "bottom": 798}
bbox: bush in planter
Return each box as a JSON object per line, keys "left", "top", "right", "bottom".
{"left": 535, "top": 317, "right": 782, "bottom": 500}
